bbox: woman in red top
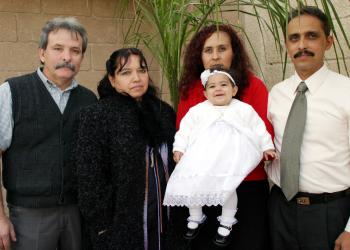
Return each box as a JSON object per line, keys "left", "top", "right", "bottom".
{"left": 177, "top": 24, "right": 273, "bottom": 250}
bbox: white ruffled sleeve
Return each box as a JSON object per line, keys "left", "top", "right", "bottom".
{"left": 173, "top": 107, "right": 198, "bottom": 153}
{"left": 247, "top": 105, "right": 274, "bottom": 152}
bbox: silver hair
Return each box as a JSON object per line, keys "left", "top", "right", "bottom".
{"left": 39, "top": 17, "right": 88, "bottom": 53}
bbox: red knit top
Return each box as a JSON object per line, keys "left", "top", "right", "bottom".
{"left": 176, "top": 73, "right": 274, "bottom": 181}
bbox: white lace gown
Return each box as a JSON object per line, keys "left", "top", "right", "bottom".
{"left": 163, "top": 100, "right": 273, "bottom": 207}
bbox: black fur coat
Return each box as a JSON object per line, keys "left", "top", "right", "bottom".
{"left": 75, "top": 92, "right": 187, "bottom": 250}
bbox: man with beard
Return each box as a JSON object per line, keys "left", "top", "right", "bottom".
{"left": 0, "top": 17, "right": 96, "bottom": 250}
{"left": 267, "top": 6, "right": 350, "bottom": 250}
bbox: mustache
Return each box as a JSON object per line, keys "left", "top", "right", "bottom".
{"left": 294, "top": 50, "right": 315, "bottom": 58}
{"left": 55, "top": 62, "right": 75, "bottom": 71}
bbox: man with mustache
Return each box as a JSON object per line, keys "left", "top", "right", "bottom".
{"left": 0, "top": 17, "right": 96, "bottom": 250}
{"left": 268, "top": 6, "right": 350, "bottom": 250}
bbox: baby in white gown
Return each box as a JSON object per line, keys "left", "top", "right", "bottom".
{"left": 163, "top": 68, "right": 277, "bottom": 246}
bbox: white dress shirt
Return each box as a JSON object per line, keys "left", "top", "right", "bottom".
{"left": 268, "top": 64, "right": 350, "bottom": 232}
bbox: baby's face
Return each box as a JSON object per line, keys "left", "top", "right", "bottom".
{"left": 204, "top": 73, "right": 238, "bottom": 106}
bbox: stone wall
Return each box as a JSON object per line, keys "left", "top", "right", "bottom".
{"left": 0, "top": 0, "right": 169, "bottom": 101}
{"left": 242, "top": 0, "right": 350, "bottom": 89}
{"left": 1, "top": 0, "right": 349, "bottom": 100}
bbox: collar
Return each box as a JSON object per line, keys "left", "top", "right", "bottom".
{"left": 205, "top": 98, "right": 237, "bottom": 109}
{"left": 291, "top": 64, "right": 329, "bottom": 95}
{"left": 36, "top": 67, "right": 78, "bottom": 92}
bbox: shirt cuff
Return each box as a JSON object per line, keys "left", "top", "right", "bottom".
{"left": 345, "top": 218, "right": 350, "bottom": 232}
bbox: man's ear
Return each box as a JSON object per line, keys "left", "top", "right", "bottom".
{"left": 39, "top": 48, "right": 45, "bottom": 64}
{"left": 325, "top": 35, "right": 334, "bottom": 50}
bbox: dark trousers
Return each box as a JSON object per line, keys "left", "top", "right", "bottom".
{"left": 269, "top": 185, "right": 350, "bottom": 250}
{"left": 9, "top": 204, "right": 81, "bottom": 250}
{"left": 190, "top": 180, "right": 270, "bottom": 250}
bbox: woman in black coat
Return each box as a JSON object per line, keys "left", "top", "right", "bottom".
{"left": 75, "top": 48, "right": 186, "bottom": 250}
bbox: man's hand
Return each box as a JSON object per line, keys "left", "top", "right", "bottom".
{"left": 335, "top": 231, "right": 350, "bottom": 250}
{"left": 0, "top": 215, "right": 16, "bottom": 250}
{"left": 173, "top": 151, "right": 183, "bottom": 163}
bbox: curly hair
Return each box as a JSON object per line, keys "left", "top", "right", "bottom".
{"left": 97, "top": 47, "right": 158, "bottom": 99}
{"left": 179, "top": 24, "right": 252, "bottom": 100}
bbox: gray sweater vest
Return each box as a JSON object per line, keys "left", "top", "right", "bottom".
{"left": 2, "top": 72, "right": 96, "bottom": 208}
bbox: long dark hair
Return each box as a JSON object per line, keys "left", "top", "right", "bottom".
{"left": 179, "top": 24, "right": 252, "bottom": 100}
{"left": 97, "top": 47, "right": 158, "bottom": 99}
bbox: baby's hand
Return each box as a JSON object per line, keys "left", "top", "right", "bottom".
{"left": 173, "top": 151, "right": 183, "bottom": 163}
{"left": 263, "top": 149, "right": 278, "bottom": 161}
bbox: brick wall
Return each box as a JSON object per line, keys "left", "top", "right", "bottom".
{"left": 243, "top": 0, "right": 350, "bottom": 89}
{"left": 0, "top": 0, "right": 171, "bottom": 102}
{"left": 0, "top": 1, "right": 349, "bottom": 101}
